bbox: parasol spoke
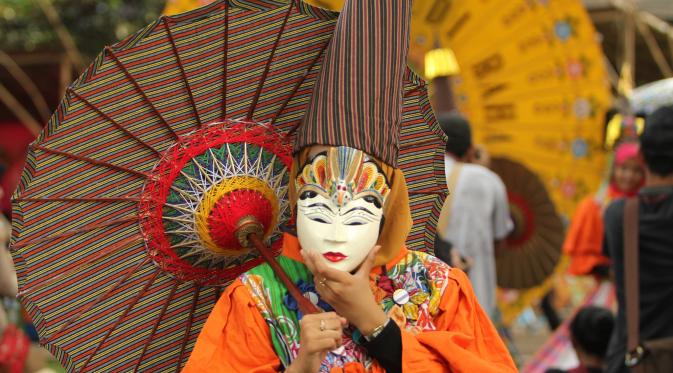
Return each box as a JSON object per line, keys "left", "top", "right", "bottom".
{"left": 133, "top": 281, "right": 179, "bottom": 373}
{"left": 192, "top": 159, "right": 215, "bottom": 186}
{"left": 247, "top": 1, "right": 296, "bottom": 121}
{"left": 170, "top": 240, "right": 200, "bottom": 249}
{"left": 80, "top": 269, "right": 161, "bottom": 372}
{"left": 105, "top": 47, "right": 180, "bottom": 141}
{"left": 162, "top": 17, "right": 203, "bottom": 128}
{"left": 278, "top": 40, "right": 330, "bottom": 134}
{"left": 175, "top": 286, "right": 201, "bottom": 373}
{"left": 32, "top": 145, "right": 150, "bottom": 179}
{"left": 208, "top": 148, "right": 226, "bottom": 179}
{"left": 221, "top": 1, "right": 229, "bottom": 119}
{"left": 399, "top": 138, "right": 443, "bottom": 149}
{"left": 17, "top": 234, "right": 144, "bottom": 297}
{"left": 408, "top": 190, "right": 446, "bottom": 196}
{"left": 44, "top": 257, "right": 151, "bottom": 344}
{"left": 11, "top": 216, "right": 138, "bottom": 249}
{"left": 164, "top": 203, "right": 196, "bottom": 215}
{"left": 162, "top": 215, "right": 195, "bottom": 225}
{"left": 68, "top": 89, "right": 162, "bottom": 157}
{"left": 164, "top": 229, "right": 198, "bottom": 235}
{"left": 15, "top": 197, "right": 140, "bottom": 203}
{"left": 170, "top": 185, "right": 200, "bottom": 202}
{"left": 179, "top": 169, "right": 207, "bottom": 195}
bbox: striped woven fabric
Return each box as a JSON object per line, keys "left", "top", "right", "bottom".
{"left": 10, "top": 0, "right": 444, "bottom": 371}
{"left": 295, "top": 0, "right": 413, "bottom": 167}
{"left": 398, "top": 69, "right": 446, "bottom": 252}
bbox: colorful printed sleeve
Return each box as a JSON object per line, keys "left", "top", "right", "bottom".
{"left": 182, "top": 278, "right": 282, "bottom": 373}
{"left": 399, "top": 268, "right": 517, "bottom": 373}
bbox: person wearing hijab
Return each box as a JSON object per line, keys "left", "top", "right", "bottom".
{"left": 563, "top": 142, "right": 644, "bottom": 278}
{"left": 183, "top": 0, "right": 516, "bottom": 371}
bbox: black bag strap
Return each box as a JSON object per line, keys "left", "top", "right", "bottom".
{"left": 624, "top": 197, "right": 645, "bottom": 371}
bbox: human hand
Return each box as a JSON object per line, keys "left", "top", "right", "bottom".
{"left": 286, "top": 312, "right": 346, "bottom": 373}
{"left": 301, "top": 246, "right": 387, "bottom": 336}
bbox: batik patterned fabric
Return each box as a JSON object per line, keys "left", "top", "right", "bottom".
{"left": 239, "top": 249, "right": 451, "bottom": 371}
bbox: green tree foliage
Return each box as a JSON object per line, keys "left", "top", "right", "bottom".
{"left": 0, "top": 0, "right": 166, "bottom": 58}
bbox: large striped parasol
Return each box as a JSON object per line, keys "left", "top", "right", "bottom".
{"left": 10, "top": 1, "right": 444, "bottom": 371}
{"left": 163, "top": 0, "right": 447, "bottom": 253}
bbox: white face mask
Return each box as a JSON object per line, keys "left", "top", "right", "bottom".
{"left": 295, "top": 147, "right": 390, "bottom": 272}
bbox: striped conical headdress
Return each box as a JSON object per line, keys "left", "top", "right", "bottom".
{"left": 295, "top": 0, "right": 413, "bottom": 167}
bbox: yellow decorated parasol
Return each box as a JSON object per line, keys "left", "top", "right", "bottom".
{"left": 302, "top": 0, "right": 610, "bottom": 221}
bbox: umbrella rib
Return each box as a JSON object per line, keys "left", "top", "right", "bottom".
{"left": 400, "top": 138, "right": 442, "bottom": 149}
{"left": 68, "top": 89, "right": 162, "bottom": 157}
{"left": 80, "top": 269, "right": 161, "bottom": 372}
{"left": 179, "top": 169, "right": 207, "bottom": 195}
{"left": 32, "top": 145, "right": 149, "bottom": 179}
{"left": 170, "top": 185, "right": 200, "bottom": 202}
{"left": 170, "top": 240, "right": 200, "bottom": 249}
{"left": 162, "top": 17, "right": 203, "bottom": 128}
{"left": 162, "top": 215, "right": 194, "bottom": 225}
{"left": 408, "top": 190, "right": 445, "bottom": 196}
{"left": 221, "top": 1, "right": 229, "bottom": 119}
{"left": 43, "top": 257, "right": 150, "bottom": 344}
{"left": 17, "top": 234, "right": 144, "bottom": 297}
{"left": 15, "top": 197, "right": 140, "bottom": 203}
{"left": 276, "top": 39, "right": 329, "bottom": 132}
{"left": 105, "top": 47, "right": 180, "bottom": 141}
{"left": 175, "top": 286, "right": 201, "bottom": 373}
{"left": 12, "top": 216, "right": 137, "bottom": 249}
{"left": 133, "top": 281, "right": 179, "bottom": 373}
{"left": 246, "top": 1, "right": 296, "bottom": 121}
{"left": 165, "top": 203, "right": 195, "bottom": 215}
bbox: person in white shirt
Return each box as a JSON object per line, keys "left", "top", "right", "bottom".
{"left": 435, "top": 113, "right": 513, "bottom": 317}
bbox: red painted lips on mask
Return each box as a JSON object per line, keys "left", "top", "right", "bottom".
{"left": 323, "top": 252, "right": 347, "bottom": 262}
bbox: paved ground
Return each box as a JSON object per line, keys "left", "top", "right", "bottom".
{"left": 512, "top": 324, "right": 552, "bottom": 367}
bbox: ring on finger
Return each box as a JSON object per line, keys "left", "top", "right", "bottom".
{"left": 319, "top": 319, "right": 326, "bottom": 332}
{"left": 318, "top": 277, "right": 327, "bottom": 287}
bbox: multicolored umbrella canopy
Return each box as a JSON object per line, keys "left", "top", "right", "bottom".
{"left": 10, "top": 0, "right": 443, "bottom": 371}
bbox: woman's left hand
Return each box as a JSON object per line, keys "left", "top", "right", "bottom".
{"left": 301, "top": 246, "right": 388, "bottom": 337}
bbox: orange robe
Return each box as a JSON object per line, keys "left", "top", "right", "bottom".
{"left": 563, "top": 196, "right": 611, "bottom": 276}
{"left": 184, "top": 237, "right": 516, "bottom": 373}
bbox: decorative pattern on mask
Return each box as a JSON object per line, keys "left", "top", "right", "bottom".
{"left": 296, "top": 146, "right": 390, "bottom": 208}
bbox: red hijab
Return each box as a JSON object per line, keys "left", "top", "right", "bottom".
{"left": 608, "top": 142, "right": 644, "bottom": 198}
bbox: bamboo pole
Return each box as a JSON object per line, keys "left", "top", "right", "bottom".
{"left": 635, "top": 18, "right": 673, "bottom": 78}
{"left": 623, "top": 7, "right": 636, "bottom": 94}
{"left": 0, "top": 83, "right": 42, "bottom": 136}
{"left": 36, "top": 0, "right": 85, "bottom": 72}
{"left": 0, "top": 50, "right": 51, "bottom": 122}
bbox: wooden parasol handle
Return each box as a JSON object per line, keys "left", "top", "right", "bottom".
{"left": 247, "top": 233, "right": 320, "bottom": 315}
